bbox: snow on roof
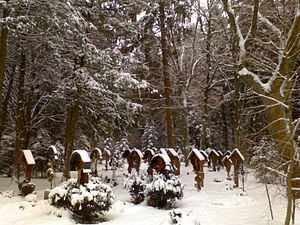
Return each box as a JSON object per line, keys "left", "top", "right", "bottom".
{"left": 160, "top": 148, "right": 167, "bottom": 155}
{"left": 72, "top": 150, "right": 91, "bottom": 163}
{"left": 48, "top": 145, "right": 58, "bottom": 160}
{"left": 222, "top": 155, "right": 232, "bottom": 164}
{"left": 133, "top": 148, "right": 143, "bottom": 159}
{"left": 48, "top": 145, "right": 58, "bottom": 154}
{"left": 145, "top": 149, "right": 155, "bottom": 155}
{"left": 209, "top": 149, "right": 220, "bottom": 157}
{"left": 165, "top": 148, "right": 179, "bottom": 157}
{"left": 224, "top": 150, "right": 231, "bottom": 156}
{"left": 22, "top": 150, "right": 35, "bottom": 165}
{"left": 229, "top": 148, "right": 245, "bottom": 161}
{"left": 205, "top": 147, "right": 213, "bottom": 154}
{"left": 199, "top": 150, "right": 208, "bottom": 159}
{"left": 187, "top": 148, "right": 204, "bottom": 161}
{"left": 103, "top": 149, "right": 111, "bottom": 156}
{"left": 94, "top": 147, "right": 102, "bottom": 155}
{"left": 153, "top": 153, "right": 171, "bottom": 165}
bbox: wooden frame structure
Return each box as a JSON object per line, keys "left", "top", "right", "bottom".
{"left": 19, "top": 150, "right": 36, "bottom": 182}
{"left": 187, "top": 148, "right": 205, "bottom": 190}
{"left": 70, "top": 150, "right": 91, "bottom": 185}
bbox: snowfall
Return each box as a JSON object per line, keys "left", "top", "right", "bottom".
{"left": 0, "top": 161, "right": 298, "bottom": 225}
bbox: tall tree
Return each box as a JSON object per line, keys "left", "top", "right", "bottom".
{"left": 221, "top": 1, "right": 300, "bottom": 224}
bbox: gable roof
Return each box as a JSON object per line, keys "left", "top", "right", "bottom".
{"left": 187, "top": 148, "right": 205, "bottom": 161}
{"left": 22, "top": 150, "right": 35, "bottom": 165}
{"left": 229, "top": 148, "right": 245, "bottom": 161}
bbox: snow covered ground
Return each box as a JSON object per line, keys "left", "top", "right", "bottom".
{"left": 0, "top": 162, "right": 298, "bottom": 225}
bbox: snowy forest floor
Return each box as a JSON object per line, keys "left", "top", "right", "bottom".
{"left": 0, "top": 162, "right": 299, "bottom": 225}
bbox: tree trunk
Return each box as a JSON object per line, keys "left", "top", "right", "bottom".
{"left": 180, "top": 87, "right": 190, "bottom": 165}
{"left": 221, "top": 99, "right": 229, "bottom": 151}
{"left": 200, "top": 0, "right": 212, "bottom": 150}
{"left": 158, "top": 2, "right": 175, "bottom": 148}
{"left": 0, "top": 65, "right": 15, "bottom": 138}
{"left": 14, "top": 52, "right": 26, "bottom": 181}
{"left": 233, "top": 72, "right": 242, "bottom": 150}
{"left": 63, "top": 97, "right": 80, "bottom": 179}
{"left": 0, "top": 2, "right": 9, "bottom": 117}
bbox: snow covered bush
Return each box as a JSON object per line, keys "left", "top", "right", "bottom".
{"left": 123, "top": 172, "right": 148, "bottom": 204}
{"left": 18, "top": 180, "right": 36, "bottom": 196}
{"left": 169, "top": 209, "right": 200, "bottom": 225}
{"left": 49, "top": 177, "right": 115, "bottom": 223}
{"left": 250, "top": 137, "right": 281, "bottom": 183}
{"left": 145, "top": 174, "right": 184, "bottom": 209}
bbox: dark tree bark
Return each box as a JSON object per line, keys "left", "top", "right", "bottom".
{"left": 158, "top": 2, "right": 175, "bottom": 148}
{"left": 63, "top": 96, "right": 80, "bottom": 179}
{"left": 14, "top": 52, "right": 26, "bottom": 181}
{"left": 0, "top": 65, "right": 15, "bottom": 138}
{"left": 0, "top": 2, "right": 9, "bottom": 117}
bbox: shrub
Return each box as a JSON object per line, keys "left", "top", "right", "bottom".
{"left": 145, "top": 174, "right": 184, "bottom": 209}
{"left": 250, "top": 137, "right": 281, "bottom": 183}
{"left": 123, "top": 172, "right": 147, "bottom": 204}
{"left": 18, "top": 180, "right": 36, "bottom": 196}
{"left": 49, "top": 178, "right": 114, "bottom": 223}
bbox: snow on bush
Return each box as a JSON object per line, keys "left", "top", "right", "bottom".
{"left": 249, "top": 137, "right": 281, "bottom": 183}
{"left": 18, "top": 181, "right": 36, "bottom": 196}
{"left": 123, "top": 172, "right": 148, "bottom": 204}
{"left": 49, "top": 177, "right": 115, "bottom": 222}
{"left": 169, "top": 209, "right": 200, "bottom": 225}
{"left": 145, "top": 174, "right": 184, "bottom": 208}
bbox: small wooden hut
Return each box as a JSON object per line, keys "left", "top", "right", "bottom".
{"left": 147, "top": 153, "right": 172, "bottom": 176}
{"left": 187, "top": 148, "right": 205, "bottom": 190}
{"left": 199, "top": 150, "right": 209, "bottom": 162}
{"left": 223, "top": 150, "right": 231, "bottom": 157}
{"left": 90, "top": 148, "right": 102, "bottom": 176}
{"left": 208, "top": 149, "right": 220, "bottom": 171}
{"left": 101, "top": 149, "right": 111, "bottom": 171}
{"left": 19, "top": 150, "right": 36, "bottom": 182}
{"left": 222, "top": 155, "right": 232, "bottom": 178}
{"left": 161, "top": 148, "right": 180, "bottom": 175}
{"left": 229, "top": 148, "right": 245, "bottom": 187}
{"left": 47, "top": 145, "right": 58, "bottom": 162}
{"left": 217, "top": 150, "right": 224, "bottom": 168}
{"left": 143, "top": 149, "right": 155, "bottom": 163}
{"left": 70, "top": 150, "right": 91, "bottom": 185}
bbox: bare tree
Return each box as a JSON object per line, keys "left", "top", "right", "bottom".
{"left": 221, "top": 0, "right": 300, "bottom": 224}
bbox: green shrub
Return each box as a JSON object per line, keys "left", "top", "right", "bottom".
{"left": 49, "top": 178, "right": 114, "bottom": 223}
{"left": 145, "top": 174, "right": 184, "bottom": 209}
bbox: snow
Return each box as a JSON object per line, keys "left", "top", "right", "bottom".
{"left": 230, "top": 148, "right": 245, "bottom": 161}
{"left": 209, "top": 149, "right": 220, "bottom": 157}
{"left": 71, "top": 150, "right": 91, "bottom": 163}
{"left": 187, "top": 148, "right": 205, "bottom": 161}
{"left": 154, "top": 153, "right": 171, "bottom": 166}
{"left": 48, "top": 145, "right": 58, "bottom": 160}
{"left": 22, "top": 150, "right": 36, "bottom": 165}
{"left": 165, "top": 148, "right": 179, "bottom": 157}
{"left": 94, "top": 147, "right": 102, "bottom": 156}
{"left": 0, "top": 163, "right": 298, "bottom": 225}
{"left": 133, "top": 148, "right": 143, "bottom": 159}
{"left": 222, "top": 155, "right": 232, "bottom": 164}
{"left": 199, "top": 150, "right": 208, "bottom": 160}
{"left": 48, "top": 145, "right": 58, "bottom": 155}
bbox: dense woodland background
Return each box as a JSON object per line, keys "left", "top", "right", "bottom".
{"left": 0, "top": 0, "right": 299, "bottom": 224}
{"left": 0, "top": 0, "right": 299, "bottom": 201}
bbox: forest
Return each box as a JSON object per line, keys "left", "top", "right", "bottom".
{"left": 0, "top": 0, "right": 299, "bottom": 224}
